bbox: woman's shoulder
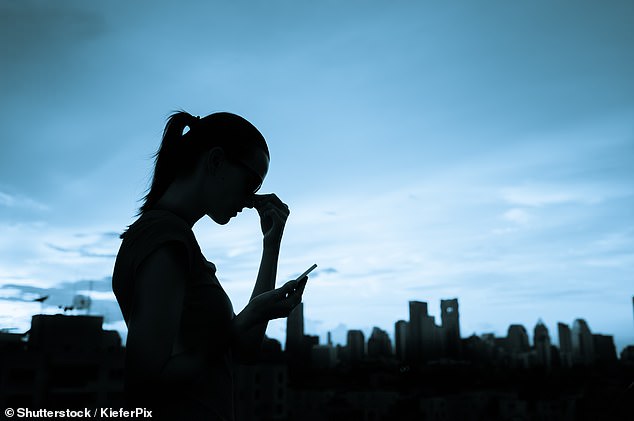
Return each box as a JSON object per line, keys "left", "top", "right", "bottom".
{"left": 122, "top": 210, "right": 194, "bottom": 241}
{"left": 118, "top": 210, "right": 202, "bottom": 269}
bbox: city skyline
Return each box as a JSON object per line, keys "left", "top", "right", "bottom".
{"left": 1, "top": 1, "right": 633, "bottom": 355}
{"left": 2, "top": 293, "right": 629, "bottom": 358}
{"left": 2, "top": 296, "right": 626, "bottom": 364}
{"left": 284, "top": 297, "right": 625, "bottom": 362}
{"left": 3, "top": 311, "right": 630, "bottom": 420}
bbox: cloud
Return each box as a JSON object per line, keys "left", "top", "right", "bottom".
{"left": 501, "top": 185, "right": 599, "bottom": 207}
{"left": 74, "top": 231, "right": 121, "bottom": 239}
{"left": 0, "top": 276, "right": 123, "bottom": 324}
{"left": 0, "top": 223, "right": 123, "bottom": 300}
{"left": 0, "top": 191, "right": 48, "bottom": 211}
{"left": 502, "top": 208, "right": 531, "bottom": 225}
{"left": 45, "top": 242, "right": 116, "bottom": 259}
{"left": 312, "top": 267, "right": 337, "bottom": 278}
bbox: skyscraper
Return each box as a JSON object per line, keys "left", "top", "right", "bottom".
{"left": 533, "top": 320, "right": 552, "bottom": 368}
{"left": 558, "top": 322, "right": 573, "bottom": 367}
{"left": 408, "top": 301, "right": 426, "bottom": 362}
{"left": 394, "top": 320, "right": 408, "bottom": 361}
{"left": 368, "top": 327, "right": 392, "bottom": 358}
{"left": 572, "top": 318, "right": 594, "bottom": 365}
{"left": 347, "top": 329, "right": 365, "bottom": 362}
{"left": 507, "top": 324, "right": 530, "bottom": 354}
{"left": 592, "top": 334, "right": 617, "bottom": 364}
{"left": 286, "top": 302, "right": 304, "bottom": 354}
{"left": 441, "top": 298, "right": 461, "bottom": 358}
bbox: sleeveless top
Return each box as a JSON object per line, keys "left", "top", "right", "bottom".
{"left": 112, "top": 210, "right": 235, "bottom": 421}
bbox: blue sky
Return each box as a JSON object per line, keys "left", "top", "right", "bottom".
{"left": 1, "top": 0, "right": 633, "bottom": 352}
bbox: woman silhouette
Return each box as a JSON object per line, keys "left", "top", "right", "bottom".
{"left": 112, "top": 111, "right": 306, "bottom": 420}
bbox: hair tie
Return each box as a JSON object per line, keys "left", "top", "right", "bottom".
{"left": 186, "top": 115, "right": 201, "bottom": 130}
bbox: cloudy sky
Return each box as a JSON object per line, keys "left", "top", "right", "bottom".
{"left": 1, "top": 0, "right": 633, "bottom": 352}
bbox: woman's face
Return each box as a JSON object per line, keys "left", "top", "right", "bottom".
{"left": 205, "top": 148, "right": 268, "bottom": 224}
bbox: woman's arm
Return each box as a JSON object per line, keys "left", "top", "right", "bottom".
{"left": 126, "top": 243, "right": 211, "bottom": 389}
{"left": 231, "top": 193, "right": 290, "bottom": 362}
{"left": 231, "top": 242, "right": 280, "bottom": 362}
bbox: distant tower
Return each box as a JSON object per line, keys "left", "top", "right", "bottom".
{"left": 533, "top": 319, "right": 552, "bottom": 368}
{"left": 408, "top": 301, "right": 427, "bottom": 362}
{"left": 507, "top": 324, "right": 530, "bottom": 354}
{"left": 394, "top": 320, "right": 408, "bottom": 361}
{"left": 347, "top": 330, "right": 365, "bottom": 362}
{"left": 368, "top": 327, "right": 392, "bottom": 358}
{"left": 286, "top": 302, "right": 304, "bottom": 354}
{"left": 557, "top": 322, "right": 573, "bottom": 367}
{"left": 572, "top": 318, "right": 594, "bottom": 365}
{"left": 592, "top": 334, "right": 617, "bottom": 364}
{"left": 441, "top": 298, "right": 461, "bottom": 358}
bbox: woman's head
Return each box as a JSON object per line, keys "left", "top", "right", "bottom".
{"left": 140, "top": 111, "right": 270, "bottom": 221}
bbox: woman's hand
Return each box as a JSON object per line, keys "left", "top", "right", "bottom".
{"left": 231, "top": 276, "right": 308, "bottom": 362}
{"left": 250, "top": 193, "right": 289, "bottom": 246}
{"left": 249, "top": 276, "right": 308, "bottom": 322}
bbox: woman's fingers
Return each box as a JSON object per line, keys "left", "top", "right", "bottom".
{"left": 279, "top": 279, "right": 298, "bottom": 297}
{"left": 283, "top": 277, "right": 307, "bottom": 304}
{"left": 258, "top": 205, "right": 289, "bottom": 235}
{"left": 257, "top": 277, "right": 309, "bottom": 321}
{"left": 253, "top": 194, "right": 289, "bottom": 216}
{"left": 257, "top": 201, "right": 285, "bottom": 216}
{"left": 252, "top": 194, "right": 274, "bottom": 208}
{"left": 276, "top": 279, "right": 305, "bottom": 302}
{"left": 297, "top": 276, "right": 308, "bottom": 294}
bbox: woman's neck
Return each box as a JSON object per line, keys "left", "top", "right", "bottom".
{"left": 153, "top": 178, "right": 204, "bottom": 228}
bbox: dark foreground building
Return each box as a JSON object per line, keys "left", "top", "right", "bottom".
{"left": 0, "top": 314, "right": 125, "bottom": 409}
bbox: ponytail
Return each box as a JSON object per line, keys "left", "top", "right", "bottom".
{"left": 138, "top": 111, "right": 200, "bottom": 215}
{"left": 136, "top": 110, "right": 269, "bottom": 216}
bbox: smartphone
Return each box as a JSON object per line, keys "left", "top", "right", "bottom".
{"left": 295, "top": 264, "right": 317, "bottom": 281}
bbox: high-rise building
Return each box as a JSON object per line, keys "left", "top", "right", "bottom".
{"left": 507, "top": 324, "right": 530, "bottom": 354}
{"left": 572, "top": 318, "right": 594, "bottom": 365}
{"left": 557, "top": 322, "right": 573, "bottom": 367}
{"left": 440, "top": 298, "right": 461, "bottom": 358}
{"left": 592, "top": 334, "right": 617, "bottom": 364}
{"left": 286, "top": 302, "right": 304, "bottom": 354}
{"left": 347, "top": 330, "right": 365, "bottom": 362}
{"left": 408, "top": 301, "right": 427, "bottom": 362}
{"left": 408, "top": 301, "right": 438, "bottom": 362}
{"left": 533, "top": 320, "right": 552, "bottom": 368}
{"left": 621, "top": 345, "right": 634, "bottom": 363}
{"left": 368, "top": 327, "right": 392, "bottom": 358}
{"left": 394, "top": 320, "right": 408, "bottom": 361}
{"left": 421, "top": 314, "right": 438, "bottom": 359}
{"left": 433, "top": 322, "right": 445, "bottom": 358}
{"left": 310, "top": 344, "right": 337, "bottom": 369}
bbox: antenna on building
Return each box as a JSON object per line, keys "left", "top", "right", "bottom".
{"left": 88, "top": 280, "right": 93, "bottom": 315}
{"left": 32, "top": 295, "right": 49, "bottom": 313}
